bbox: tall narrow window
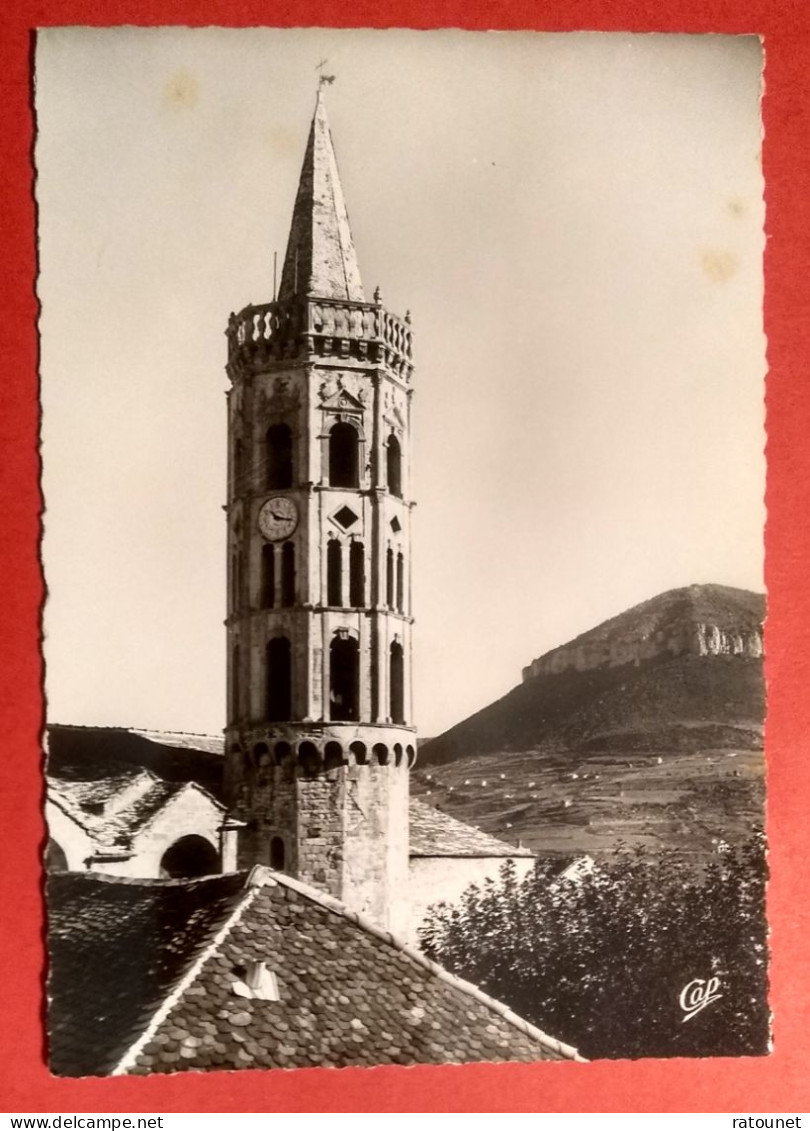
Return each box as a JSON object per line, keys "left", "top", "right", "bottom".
{"left": 330, "top": 636, "right": 359, "bottom": 722}
{"left": 229, "top": 551, "right": 242, "bottom": 615}
{"left": 266, "top": 637, "right": 292, "bottom": 721}
{"left": 390, "top": 642, "right": 405, "bottom": 725}
{"left": 233, "top": 438, "right": 244, "bottom": 495}
{"left": 261, "top": 544, "right": 275, "bottom": 609}
{"left": 349, "top": 542, "right": 365, "bottom": 607}
{"left": 387, "top": 434, "right": 402, "bottom": 497}
{"left": 266, "top": 423, "right": 293, "bottom": 489}
{"left": 327, "top": 540, "right": 342, "bottom": 606}
{"left": 329, "top": 421, "right": 359, "bottom": 488}
{"left": 230, "top": 644, "right": 240, "bottom": 723}
{"left": 396, "top": 552, "right": 404, "bottom": 613}
{"left": 269, "top": 836, "right": 285, "bottom": 871}
{"left": 386, "top": 548, "right": 394, "bottom": 608}
{"left": 281, "top": 542, "right": 295, "bottom": 606}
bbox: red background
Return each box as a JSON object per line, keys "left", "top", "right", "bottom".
{"left": 2, "top": 0, "right": 809, "bottom": 1113}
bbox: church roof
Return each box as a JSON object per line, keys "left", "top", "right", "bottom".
{"left": 47, "top": 868, "right": 581, "bottom": 1076}
{"left": 277, "top": 89, "right": 365, "bottom": 303}
{"left": 409, "top": 799, "right": 535, "bottom": 859}
{"left": 48, "top": 767, "right": 224, "bottom": 850}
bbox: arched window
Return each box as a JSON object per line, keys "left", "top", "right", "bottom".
{"left": 266, "top": 423, "right": 293, "bottom": 489}
{"left": 329, "top": 421, "right": 359, "bottom": 488}
{"left": 261, "top": 544, "right": 275, "bottom": 609}
{"left": 230, "top": 644, "right": 240, "bottom": 723}
{"left": 387, "top": 434, "right": 402, "bottom": 497}
{"left": 233, "top": 438, "right": 244, "bottom": 494}
{"left": 230, "top": 552, "right": 241, "bottom": 613}
{"left": 160, "top": 836, "right": 220, "bottom": 879}
{"left": 269, "top": 836, "right": 285, "bottom": 871}
{"left": 390, "top": 641, "right": 404, "bottom": 724}
{"left": 266, "top": 636, "right": 292, "bottom": 721}
{"left": 396, "top": 552, "right": 404, "bottom": 613}
{"left": 349, "top": 541, "right": 365, "bottom": 607}
{"left": 386, "top": 548, "right": 394, "bottom": 608}
{"left": 330, "top": 635, "right": 359, "bottom": 722}
{"left": 281, "top": 542, "right": 295, "bottom": 606}
{"left": 327, "top": 540, "right": 342, "bottom": 606}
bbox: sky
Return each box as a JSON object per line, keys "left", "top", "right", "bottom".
{"left": 36, "top": 29, "right": 765, "bottom": 738}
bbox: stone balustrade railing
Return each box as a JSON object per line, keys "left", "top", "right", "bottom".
{"left": 227, "top": 296, "right": 413, "bottom": 381}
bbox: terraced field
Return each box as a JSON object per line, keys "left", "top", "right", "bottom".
{"left": 412, "top": 731, "right": 764, "bottom": 863}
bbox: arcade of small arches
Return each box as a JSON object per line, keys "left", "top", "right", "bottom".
{"left": 231, "top": 736, "right": 416, "bottom": 773}
{"left": 233, "top": 420, "right": 404, "bottom": 496}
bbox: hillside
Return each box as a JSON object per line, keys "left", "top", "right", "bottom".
{"left": 416, "top": 585, "right": 765, "bottom": 860}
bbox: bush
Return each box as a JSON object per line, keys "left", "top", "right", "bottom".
{"left": 418, "top": 833, "right": 768, "bottom": 1060}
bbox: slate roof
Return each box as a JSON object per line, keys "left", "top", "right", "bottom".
{"left": 48, "top": 770, "right": 224, "bottom": 851}
{"left": 128, "top": 729, "right": 227, "bottom": 757}
{"left": 48, "top": 869, "right": 581, "bottom": 1076}
{"left": 47, "top": 871, "right": 247, "bottom": 1076}
{"left": 277, "top": 88, "right": 365, "bottom": 304}
{"left": 409, "top": 799, "right": 534, "bottom": 858}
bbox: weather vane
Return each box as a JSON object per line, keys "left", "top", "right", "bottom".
{"left": 316, "top": 58, "right": 336, "bottom": 88}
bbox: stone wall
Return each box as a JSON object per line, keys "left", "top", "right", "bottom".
{"left": 46, "top": 788, "right": 225, "bottom": 880}
{"left": 522, "top": 623, "right": 764, "bottom": 683}
{"left": 232, "top": 732, "right": 411, "bottom": 934}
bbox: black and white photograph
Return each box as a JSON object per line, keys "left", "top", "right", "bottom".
{"left": 36, "top": 28, "right": 767, "bottom": 1074}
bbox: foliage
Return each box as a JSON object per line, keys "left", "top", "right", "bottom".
{"left": 418, "top": 833, "right": 769, "bottom": 1060}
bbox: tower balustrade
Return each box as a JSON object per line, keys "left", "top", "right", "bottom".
{"left": 227, "top": 296, "right": 413, "bottom": 380}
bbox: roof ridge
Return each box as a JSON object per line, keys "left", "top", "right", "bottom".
{"left": 245, "top": 867, "right": 584, "bottom": 1063}
{"left": 111, "top": 880, "right": 260, "bottom": 1075}
{"left": 122, "top": 779, "right": 225, "bottom": 839}
{"left": 129, "top": 727, "right": 224, "bottom": 740}
{"left": 46, "top": 791, "right": 92, "bottom": 833}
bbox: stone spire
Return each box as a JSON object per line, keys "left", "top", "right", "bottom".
{"left": 277, "top": 89, "right": 365, "bottom": 303}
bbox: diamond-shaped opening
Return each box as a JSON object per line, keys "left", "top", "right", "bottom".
{"left": 334, "top": 505, "right": 359, "bottom": 530}
{"left": 390, "top": 516, "right": 402, "bottom": 533}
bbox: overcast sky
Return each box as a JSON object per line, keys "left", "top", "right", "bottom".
{"left": 36, "top": 28, "right": 765, "bottom": 738}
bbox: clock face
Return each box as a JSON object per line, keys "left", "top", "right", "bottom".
{"left": 258, "top": 496, "right": 298, "bottom": 542}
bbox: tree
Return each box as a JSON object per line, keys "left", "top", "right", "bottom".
{"left": 419, "top": 833, "right": 768, "bottom": 1060}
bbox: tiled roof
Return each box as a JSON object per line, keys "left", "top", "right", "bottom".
{"left": 128, "top": 729, "right": 226, "bottom": 756}
{"left": 47, "top": 871, "right": 247, "bottom": 1076}
{"left": 46, "top": 725, "right": 226, "bottom": 800}
{"left": 48, "top": 773, "right": 222, "bottom": 850}
{"left": 409, "top": 799, "right": 534, "bottom": 858}
{"left": 48, "top": 870, "right": 581, "bottom": 1076}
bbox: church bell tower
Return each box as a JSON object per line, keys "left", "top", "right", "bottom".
{"left": 223, "top": 90, "right": 415, "bottom": 933}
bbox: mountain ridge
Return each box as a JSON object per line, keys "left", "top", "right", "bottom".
{"left": 415, "top": 584, "right": 765, "bottom": 860}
